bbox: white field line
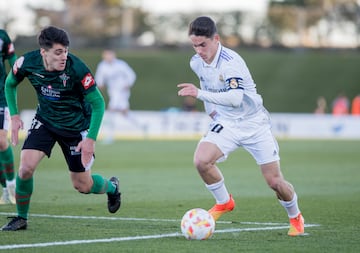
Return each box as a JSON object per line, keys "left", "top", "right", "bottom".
{"left": 0, "top": 212, "right": 320, "bottom": 250}
{"left": 0, "top": 212, "right": 290, "bottom": 225}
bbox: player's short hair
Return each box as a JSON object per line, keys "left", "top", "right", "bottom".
{"left": 38, "top": 26, "right": 69, "bottom": 50}
{"left": 188, "top": 16, "right": 217, "bottom": 38}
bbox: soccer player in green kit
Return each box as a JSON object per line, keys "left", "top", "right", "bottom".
{"left": 1, "top": 26, "right": 121, "bottom": 231}
{"left": 0, "top": 29, "right": 16, "bottom": 205}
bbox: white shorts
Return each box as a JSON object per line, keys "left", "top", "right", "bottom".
{"left": 108, "top": 91, "right": 130, "bottom": 111}
{"left": 200, "top": 110, "right": 280, "bottom": 165}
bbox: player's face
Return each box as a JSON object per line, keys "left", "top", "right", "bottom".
{"left": 102, "top": 50, "right": 116, "bottom": 63}
{"left": 41, "top": 43, "right": 68, "bottom": 71}
{"left": 190, "top": 34, "right": 219, "bottom": 64}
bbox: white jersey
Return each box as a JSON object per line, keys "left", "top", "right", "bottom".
{"left": 95, "top": 58, "right": 136, "bottom": 93}
{"left": 191, "top": 44, "right": 279, "bottom": 164}
{"left": 95, "top": 58, "right": 136, "bottom": 110}
{"left": 190, "top": 44, "right": 264, "bottom": 120}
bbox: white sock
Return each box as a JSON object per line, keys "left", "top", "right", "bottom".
{"left": 279, "top": 192, "right": 301, "bottom": 218}
{"left": 6, "top": 179, "right": 15, "bottom": 186}
{"left": 206, "top": 179, "right": 230, "bottom": 204}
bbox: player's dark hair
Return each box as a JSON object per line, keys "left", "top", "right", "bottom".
{"left": 38, "top": 26, "right": 69, "bottom": 50}
{"left": 188, "top": 16, "right": 217, "bottom": 38}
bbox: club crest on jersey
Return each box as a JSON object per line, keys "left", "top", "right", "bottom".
{"left": 81, "top": 73, "right": 95, "bottom": 89}
{"left": 226, "top": 77, "right": 243, "bottom": 89}
{"left": 59, "top": 73, "right": 70, "bottom": 87}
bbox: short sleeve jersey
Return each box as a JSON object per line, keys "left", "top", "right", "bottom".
{"left": 0, "top": 30, "right": 15, "bottom": 106}
{"left": 12, "top": 50, "right": 95, "bottom": 132}
{"left": 190, "top": 44, "right": 264, "bottom": 119}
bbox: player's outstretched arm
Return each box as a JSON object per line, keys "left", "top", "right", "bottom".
{"left": 177, "top": 83, "right": 198, "bottom": 97}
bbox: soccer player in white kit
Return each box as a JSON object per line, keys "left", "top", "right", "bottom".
{"left": 95, "top": 49, "right": 136, "bottom": 114}
{"left": 177, "top": 16, "right": 305, "bottom": 236}
{"left": 95, "top": 50, "right": 137, "bottom": 142}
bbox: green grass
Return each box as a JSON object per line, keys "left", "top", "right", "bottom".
{"left": 0, "top": 139, "right": 359, "bottom": 252}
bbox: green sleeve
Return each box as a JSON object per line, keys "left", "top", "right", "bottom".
{"left": 5, "top": 71, "right": 20, "bottom": 116}
{"left": 84, "top": 87, "right": 105, "bottom": 140}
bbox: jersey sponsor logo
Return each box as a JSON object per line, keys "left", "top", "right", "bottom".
{"left": 59, "top": 73, "right": 70, "bottom": 87}
{"left": 206, "top": 87, "right": 227, "bottom": 93}
{"left": 225, "top": 77, "right": 244, "bottom": 90}
{"left": 81, "top": 73, "right": 95, "bottom": 89}
{"left": 13, "top": 56, "right": 24, "bottom": 75}
{"left": 41, "top": 85, "right": 60, "bottom": 100}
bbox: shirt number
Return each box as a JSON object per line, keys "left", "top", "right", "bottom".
{"left": 211, "top": 123, "right": 223, "bottom": 133}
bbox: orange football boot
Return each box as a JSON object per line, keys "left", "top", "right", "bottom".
{"left": 208, "top": 194, "right": 235, "bottom": 221}
{"left": 288, "top": 213, "right": 305, "bottom": 236}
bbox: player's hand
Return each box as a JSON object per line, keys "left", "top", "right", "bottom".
{"left": 177, "top": 83, "right": 198, "bottom": 97}
{"left": 76, "top": 138, "right": 95, "bottom": 168}
{"left": 10, "top": 115, "right": 23, "bottom": 146}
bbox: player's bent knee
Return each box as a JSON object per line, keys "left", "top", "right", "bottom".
{"left": 73, "top": 182, "right": 92, "bottom": 194}
{"left": 194, "top": 158, "right": 210, "bottom": 172}
{"left": 266, "top": 178, "right": 282, "bottom": 192}
{"left": 76, "top": 186, "right": 91, "bottom": 194}
{"left": 18, "top": 167, "right": 35, "bottom": 180}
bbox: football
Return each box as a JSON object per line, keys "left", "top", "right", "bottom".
{"left": 180, "top": 208, "right": 215, "bottom": 240}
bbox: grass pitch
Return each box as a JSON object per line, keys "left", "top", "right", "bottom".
{"left": 0, "top": 139, "right": 359, "bottom": 253}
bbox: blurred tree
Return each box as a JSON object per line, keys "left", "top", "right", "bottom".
{"left": 267, "top": 0, "right": 360, "bottom": 47}
{"left": 32, "top": 0, "right": 149, "bottom": 47}
{"left": 141, "top": 12, "right": 268, "bottom": 48}
{"left": 12, "top": 0, "right": 359, "bottom": 48}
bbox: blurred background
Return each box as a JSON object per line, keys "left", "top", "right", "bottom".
{"left": 1, "top": 0, "right": 359, "bottom": 139}
{"left": 3, "top": 0, "right": 360, "bottom": 49}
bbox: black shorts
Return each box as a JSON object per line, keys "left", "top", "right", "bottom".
{"left": 22, "top": 117, "right": 91, "bottom": 173}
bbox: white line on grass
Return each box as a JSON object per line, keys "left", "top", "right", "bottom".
{"left": 0, "top": 212, "right": 320, "bottom": 250}
{"left": 0, "top": 233, "right": 181, "bottom": 250}
{"left": 0, "top": 212, "right": 290, "bottom": 225}
{"left": 0, "top": 225, "right": 320, "bottom": 250}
